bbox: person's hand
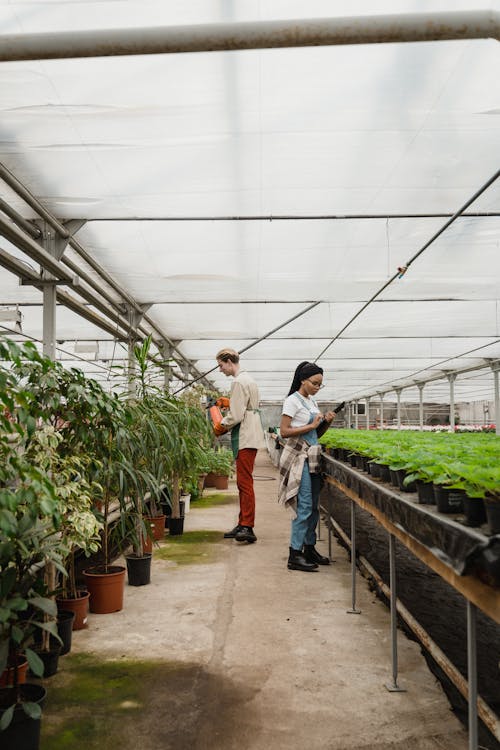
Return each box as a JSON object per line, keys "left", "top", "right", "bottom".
{"left": 312, "top": 414, "right": 324, "bottom": 429}
{"left": 213, "top": 422, "right": 228, "bottom": 436}
{"left": 323, "top": 411, "right": 335, "bottom": 423}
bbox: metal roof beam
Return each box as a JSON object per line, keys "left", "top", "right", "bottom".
{"left": 0, "top": 10, "right": 498, "bottom": 62}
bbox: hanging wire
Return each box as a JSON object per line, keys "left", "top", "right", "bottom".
{"left": 171, "top": 300, "right": 322, "bottom": 395}
{"left": 314, "top": 168, "right": 500, "bottom": 363}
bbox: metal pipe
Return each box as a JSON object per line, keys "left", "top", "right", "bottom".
{"left": 0, "top": 197, "right": 41, "bottom": 239}
{"left": 327, "top": 514, "right": 500, "bottom": 742}
{"left": 346, "top": 500, "right": 361, "bottom": 615}
{"left": 0, "top": 163, "right": 69, "bottom": 238}
{"left": 493, "top": 366, "right": 500, "bottom": 437}
{"left": 385, "top": 533, "right": 406, "bottom": 692}
{"left": 418, "top": 383, "right": 425, "bottom": 431}
{"left": 467, "top": 602, "right": 478, "bottom": 750}
{"left": 448, "top": 373, "right": 457, "bottom": 430}
{"left": 86, "top": 211, "right": 500, "bottom": 222}
{"left": 0, "top": 11, "right": 498, "bottom": 62}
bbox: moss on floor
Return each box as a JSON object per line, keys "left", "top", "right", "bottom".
{"left": 156, "top": 530, "right": 224, "bottom": 565}
{"left": 41, "top": 654, "right": 205, "bottom": 750}
{"left": 190, "top": 492, "right": 238, "bottom": 509}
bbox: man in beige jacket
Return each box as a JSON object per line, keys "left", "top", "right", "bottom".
{"left": 215, "top": 348, "right": 265, "bottom": 543}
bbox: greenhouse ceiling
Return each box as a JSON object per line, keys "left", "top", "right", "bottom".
{"left": 0, "top": 1, "right": 499, "bottom": 405}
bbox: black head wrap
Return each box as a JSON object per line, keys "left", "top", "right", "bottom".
{"left": 287, "top": 361, "right": 324, "bottom": 396}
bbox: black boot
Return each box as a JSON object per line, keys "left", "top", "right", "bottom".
{"left": 287, "top": 547, "right": 318, "bottom": 572}
{"left": 224, "top": 524, "right": 244, "bottom": 539}
{"left": 303, "top": 544, "right": 330, "bottom": 565}
{"left": 235, "top": 526, "right": 257, "bottom": 543}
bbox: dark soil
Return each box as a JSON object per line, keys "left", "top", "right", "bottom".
{"left": 323, "top": 484, "right": 500, "bottom": 750}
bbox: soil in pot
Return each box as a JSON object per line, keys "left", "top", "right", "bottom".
{"left": 0, "top": 683, "right": 46, "bottom": 750}
{"left": 56, "top": 590, "right": 90, "bottom": 631}
{"left": 126, "top": 553, "right": 152, "bottom": 586}
{"left": 83, "top": 565, "right": 126, "bottom": 615}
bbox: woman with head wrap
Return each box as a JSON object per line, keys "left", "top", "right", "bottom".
{"left": 278, "top": 362, "right": 335, "bottom": 571}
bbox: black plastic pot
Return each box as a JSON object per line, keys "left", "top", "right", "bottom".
{"left": 57, "top": 610, "right": 76, "bottom": 656}
{"left": 0, "top": 683, "right": 46, "bottom": 750}
{"left": 389, "top": 469, "right": 400, "bottom": 488}
{"left": 461, "top": 495, "right": 487, "bottom": 527}
{"left": 368, "top": 461, "right": 381, "bottom": 478}
{"left": 355, "top": 454, "right": 365, "bottom": 471}
{"left": 434, "top": 486, "right": 465, "bottom": 514}
{"left": 395, "top": 469, "right": 416, "bottom": 493}
{"left": 484, "top": 496, "right": 500, "bottom": 535}
{"left": 378, "top": 464, "right": 391, "bottom": 483}
{"left": 126, "top": 553, "right": 152, "bottom": 586}
{"left": 169, "top": 516, "right": 185, "bottom": 536}
{"left": 30, "top": 645, "right": 61, "bottom": 678}
{"left": 416, "top": 480, "right": 435, "bottom": 505}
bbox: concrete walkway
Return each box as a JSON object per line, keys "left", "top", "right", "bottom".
{"left": 71, "top": 449, "right": 468, "bottom": 750}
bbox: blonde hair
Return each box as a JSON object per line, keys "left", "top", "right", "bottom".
{"left": 216, "top": 348, "right": 240, "bottom": 364}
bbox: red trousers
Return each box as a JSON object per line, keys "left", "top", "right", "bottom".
{"left": 236, "top": 448, "right": 257, "bottom": 527}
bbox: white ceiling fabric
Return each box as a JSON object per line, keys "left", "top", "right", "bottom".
{"left": 0, "top": 1, "right": 499, "bottom": 404}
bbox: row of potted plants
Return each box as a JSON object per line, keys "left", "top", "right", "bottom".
{"left": 320, "top": 429, "right": 500, "bottom": 533}
{"left": 0, "top": 336, "right": 232, "bottom": 748}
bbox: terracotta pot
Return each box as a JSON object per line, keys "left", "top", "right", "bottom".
{"left": 213, "top": 474, "right": 229, "bottom": 490}
{"left": 145, "top": 515, "right": 166, "bottom": 541}
{"left": 56, "top": 590, "right": 90, "bottom": 630}
{"left": 83, "top": 566, "right": 126, "bottom": 614}
{"left": 204, "top": 472, "right": 217, "bottom": 488}
{"left": 0, "top": 655, "right": 28, "bottom": 687}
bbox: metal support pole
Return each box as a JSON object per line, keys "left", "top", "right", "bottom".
{"left": 366, "top": 398, "right": 370, "bottom": 430}
{"left": 467, "top": 601, "right": 478, "bottom": 750}
{"left": 418, "top": 383, "right": 425, "bottom": 431}
{"left": 385, "top": 533, "right": 406, "bottom": 692}
{"left": 42, "top": 283, "right": 56, "bottom": 360}
{"left": 346, "top": 500, "right": 361, "bottom": 615}
{"left": 378, "top": 392, "right": 384, "bottom": 429}
{"left": 492, "top": 365, "right": 500, "bottom": 436}
{"left": 327, "top": 489, "right": 333, "bottom": 561}
{"left": 447, "top": 373, "right": 457, "bottom": 429}
{"left": 354, "top": 401, "right": 359, "bottom": 430}
{"left": 395, "top": 388, "right": 402, "bottom": 429}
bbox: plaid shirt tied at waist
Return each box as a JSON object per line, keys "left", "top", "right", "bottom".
{"left": 278, "top": 437, "right": 322, "bottom": 516}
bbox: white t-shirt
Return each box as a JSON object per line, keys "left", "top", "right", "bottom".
{"left": 282, "top": 392, "right": 320, "bottom": 428}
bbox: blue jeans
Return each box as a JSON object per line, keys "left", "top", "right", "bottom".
{"left": 290, "top": 461, "right": 321, "bottom": 550}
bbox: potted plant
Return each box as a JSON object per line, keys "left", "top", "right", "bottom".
{"left": 0, "top": 341, "right": 65, "bottom": 746}
{"left": 24, "top": 425, "right": 103, "bottom": 632}
{"left": 163, "top": 397, "right": 212, "bottom": 535}
{"left": 204, "top": 447, "right": 234, "bottom": 490}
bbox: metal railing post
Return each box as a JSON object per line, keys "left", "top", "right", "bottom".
{"left": 467, "top": 601, "right": 478, "bottom": 750}
{"left": 346, "top": 500, "right": 361, "bottom": 614}
{"left": 385, "top": 533, "right": 406, "bottom": 692}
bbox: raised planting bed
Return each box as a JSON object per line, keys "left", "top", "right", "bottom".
{"left": 320, "top": 429, "right": 500, "bottom": 533}
{"left": 322, "top": 454, "right": 500, "bottom": 606}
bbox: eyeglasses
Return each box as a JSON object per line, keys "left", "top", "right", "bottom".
{"left": 306, "top": 379, "right": 324, "bottom": 389}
